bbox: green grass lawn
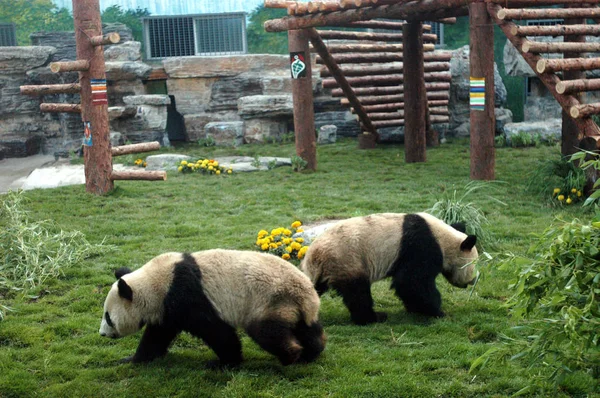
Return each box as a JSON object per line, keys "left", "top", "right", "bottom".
{"left": 1, "top": 139, "right": 598, "bottom": 397}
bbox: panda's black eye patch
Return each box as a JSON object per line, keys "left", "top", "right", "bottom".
{"left": 105, "top": 312, "right": 114, "bottom": 328}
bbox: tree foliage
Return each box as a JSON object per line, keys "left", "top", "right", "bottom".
{"left": 247, "top": 5, "right": 288, "bottom": 55}
{"left": 101, "top": 5, "right": 149, "bottom": 44}
{"left": 0, "top": 0, "right": 73, "bottom": 45}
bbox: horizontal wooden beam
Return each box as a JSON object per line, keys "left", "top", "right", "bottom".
{"left": 316, "top": 51, "right": 452, "bottom": 65}
{"left": 557, "top": 78, "right": 600, "bottom": 94}
{"left": 523, "top": 40, "right": 600, "bottom": 53}
{"left": 264, "top": 0, "right": 291, "bottom": 8}
{"left": 90, "top": 32, "right": 120, "bottom": 46}
{"left": 366, "top": 108, "right": 449, "bottom": 120}
{"left": 264, "top": 0, "right": 474, "bottom": 32}
{"left": 111, "top": 141, "right": 161, "bottom": 157}
{"left": 323, "top": 72, "right": 452, "bottom": 88}
{"left": 570, "top": 102, "right": 600, "bottom": 118}
{"left": 315, "top": 30, "right": 438, "bottom": 42}
{"left": 50, "top": 60, "right": 89, "bottom": 73}
{"left": 489, "top": 0, "right": 600, "bottom": 4}
{"left": 312, "top": 43, "right": 436, "bottom": 54}
{"left": 20, "top": 83, "right": 81, "bottom": 96}
{"left": 40, "top": 103, "right": 81, "bottom": 113}
{"left": 370, "top": 115, "right": 450, "bottom": 128}
{"left": 334, "top": 21, "right": 432, "bottom": 30}
{"left": 511, "top": 24, "right": 600, "bottom": 37}
{"left": 498, "top": 7, "right": 600, "bottom": 20}
{"left": 353, "top": 100, "right": 450, "bottom": 113}
{"left": 341, "top": 91, "right": 449, "bottom": 105}
{"left": 321, "top": 62, "right": 449, "bottom": 78}
{"left": 111, "top": 170, "right": 167, "bottom": 181}
{"left": 332, "top": 83, "right": 450, "bottom": 97}
{"left": 537, "top": 57, "right": 600, "bottom": 73}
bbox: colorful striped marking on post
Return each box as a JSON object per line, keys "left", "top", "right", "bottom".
{"left": 470, "top": 77, "right": 485, "bottom": 111}
{"left": 90, "top": 79, "right": 108, "bottom": 106}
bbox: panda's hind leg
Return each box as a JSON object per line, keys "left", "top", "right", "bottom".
{"left": 293, "top": 320, "right": 326, "bottom": 363}
{"left": 331, "top": 277, "right": 387, "bottom": 325}
{"left": 246, "top": 319, "right": 302, "bottom": 366}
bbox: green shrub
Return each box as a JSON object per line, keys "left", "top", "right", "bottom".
{"left": 0, "top": 191, "right": 115, "bottom": 320}
{"left": 527, "top": 156, "right": 587, "bottom": 206}
{"left": 472, "top": 216, "right": 600, "bottom": 389}
{"left": 571, "top": 150, "right": 600, "bottom": 207}
{"left": 291, "top": 155, "right": 308, "bottom": 172}
{"left": 508, "top": 132, "right": 558, "bottom": 148}
{"left": 427, "top": 181, "right": 501, "bottom": 248}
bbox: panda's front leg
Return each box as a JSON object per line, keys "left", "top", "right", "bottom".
{"left": 129, "top": 324, "right": 180, "bottom": 363}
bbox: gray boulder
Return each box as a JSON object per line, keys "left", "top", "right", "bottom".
{"left": 0, "top": 46, "right": 55, "bottom": 73}
{"left": 145, "top": 154, "right": 191, "bottom": 171}
{"left": 105, "top": 61, "right": 152, "bottom": 81}
{"left": 104, "top": 41, "right": 142, "bottom": 62}
{"left": 318, "top": 125, "right": 337, "bottom": 144}
{"left": 504, "top": 119, "right": 562, "bottom": 144}
{"left": 204, "top": 121, "right": 244, "bottom": 146}
{"left": 237, "top": 95, "right": 293, "bottom": 119}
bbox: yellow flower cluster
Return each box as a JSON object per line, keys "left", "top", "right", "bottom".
{"left": 177, "top": 159, "right": 233, "bottom": 175}
{"left": 553, "top": 187, "right": 583, "bottom": 205}
{"left": 134, "top": 159, "right": 147, "bottom": 167}
{"left": 255, "top": 221, "right": 309, "bottom": 262}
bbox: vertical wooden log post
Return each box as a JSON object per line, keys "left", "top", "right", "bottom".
{"left": 289, "top": 29, "right": 317, "bottom": 171}
{"left": 469, "top": 1, "right": 495, "bottom": 180}
{"left": 73, "top": 0, "right": 113, "bottom": 194}
{"left": 562, "top": 7, "right": 585, "bottom": 156}
{"left": 402, "top": 21, "right": 427, "bottom": 163}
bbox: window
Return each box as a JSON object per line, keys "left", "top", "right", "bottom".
{"left": 0, "top": 23, "right": 17, "bottom": 46}
{"left": 427, "top": 21, "right": 444, "bottom": 47}
{"left": 143, "top": 13, "right": 247, "bottom": 59}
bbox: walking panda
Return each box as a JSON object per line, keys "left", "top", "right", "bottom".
{"left": 301, "top": 213, "right": 479, "bottom": 325}
{"left": 99, "top": 249, "right": 326, "bottom": 366}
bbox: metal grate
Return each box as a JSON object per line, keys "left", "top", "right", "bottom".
{"left": 427, "top": 21, "right": 444, "bottom": 46}
{"left": 143, "top": 13, "right": 246, "bottom": 59}
{"left": 0, "top": 23, "right": 17, "bottom": 46}
{"left": 526, "top": 19, "right": 563, "bottom": 26}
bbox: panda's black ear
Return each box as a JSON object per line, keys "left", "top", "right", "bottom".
{"left": 114, "top": 267, "right": 132, "bottom": 280}
{"left": 118, "top": 278, "right": 133, "bottom": 301}
{"left": 451, "top": 222, "right": 467, "bottom": 233}
{"left": 460, "top": 235, "right": 477, "bottom": 251}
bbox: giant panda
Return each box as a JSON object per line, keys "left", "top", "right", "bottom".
{"left": 99, "top": 249, "right": 326, "bottom": 366}
{"left": 300, "top": 212, "right": 479, "bottom": 325}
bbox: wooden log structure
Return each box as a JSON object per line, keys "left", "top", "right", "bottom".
{"left": 89, "top": 32, "right": 120, "bottom": 46}
{"left": 488, "top": 3, "right": 600, "bottom": 140}
{"left": 111, "top": 171, "right": 167, "bottom": 181}
{"left": 49, "top": 59, "right": 89, "bottom": 73}
{"left": 307, "top": 28, "right": 378, "bottom": 139}
{"left": 333, "top": 21, "right": 432, "bottom": 30}
{"left": 73, "top": 0, "right": 114, "bottom": 194}
{"left": 579, "top": 135, "right": 600, "bottom": 151}
{"left": 351, "top": 100, "right": 450, "bottom": 113}
{"left": 315, "top": 30, "right": 438, "bottom": 42}
{"left": 570, "top": 103, "right": 600, "bottom": 119}
{"left": 289, "top": 29, "right": 317, "bottom": 170}
{"left": 264, "top": 0, "right": 292, "bottom": 8}
{"left": 536, "top": 57, "right": 600, "bottom": 73}
{"left": 370, "top": 116, "right": 450, "bottom": 129}
{"left": 341, "top": 92, "right": 450, "bottom": 106}
{"left": 264, "top": 0, "right": 475, "bottom": 32}
{"left": 470, "top": 1, "right": 496, "bottom": 180}
{"left": 320, "top": 62, "right": 450, "bottom": 78}
{"left": 365, "top": 108, "right": 450, "bottom": 120}
{"left": 316, "top": 52, "right": 453, "bottom": 65}
{"left": 497, "top": 7, "right": 600, "bottom": 21}
{"left": 21, "top": 83, "right": 81, "bottom": 96}
{"left": 511, "top": 24, "right": 600, "bottom": 37}
{"left": 331, "top": 82, "right": 450, "bottom": 97}
{"left": 523, "top": 40, "right": 600, "bottom": 54}
{"left": 562, "top": 6, "right": 586, "bottom": 156}
{"left": 557, "top": 78, "right": 600, "bottom": 94}
{"left": 489, "top": 0, "right": 600, "bottom": 4}
{"left": 322, "top": 72, "right": 452, "bottom": 88}
{"left": 40, "top": 103, "right": 82, "bottom": 113}
{"left": 312, "top": 43, "right": 436, "bottom": 54}
{"left": 111, "top": 141, "right": 161, "bottom": 157}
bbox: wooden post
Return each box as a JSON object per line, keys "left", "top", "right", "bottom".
{"left": 73, "top": 0, "right": 113, "bottom": 194}
{"left": 469, "top": 1, "right": 495, "bottom": 180}
{"left": 403, "top": 21, "right": 427, "bottom": 163}
{"left": 562, "top": 7, "right": 585, "bottom": 156}
{"left": 289, "top": 29, "right": 316, "bottom": 171}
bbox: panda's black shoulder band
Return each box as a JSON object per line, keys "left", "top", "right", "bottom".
{"left": 115, "top": 267, "right": 132, "bottom": 279}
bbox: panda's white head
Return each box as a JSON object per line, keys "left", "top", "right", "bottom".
{"left": 440, "top": 221, "right": 479, "bottom": 288}
{"left": 99, "top": 267, "right": 145, "bottom": 339}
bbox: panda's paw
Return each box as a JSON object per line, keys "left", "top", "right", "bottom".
{"left": 375, "top": 312, "right": 388, "bottom": 323}
{"left": 117, "top": 355, "right": 134, "bottom": 364}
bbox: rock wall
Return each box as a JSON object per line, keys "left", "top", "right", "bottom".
{"left": 0, "top": 26, "right": 167, "bottom": 157}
